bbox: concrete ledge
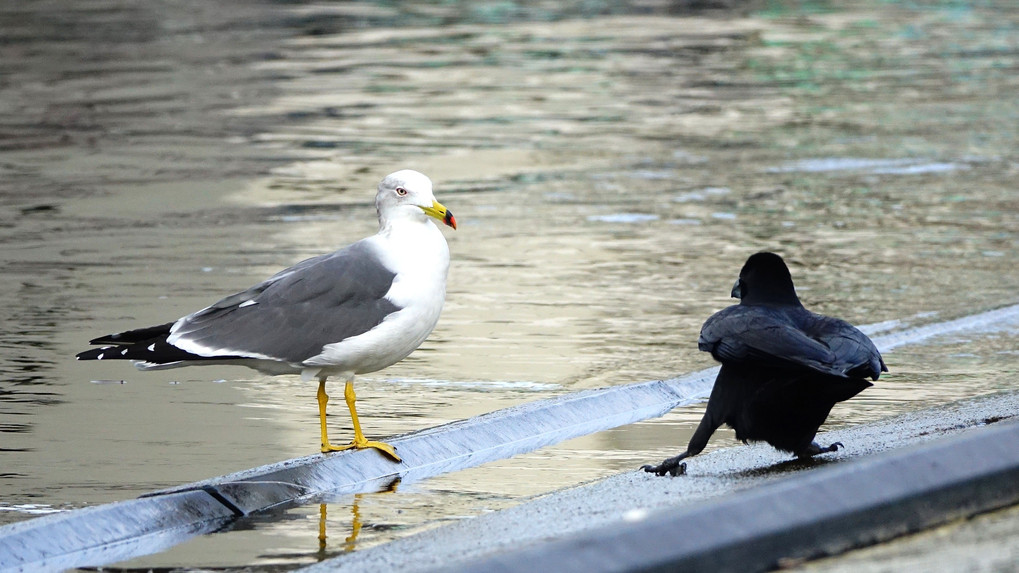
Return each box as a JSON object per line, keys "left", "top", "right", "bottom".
{"left": 0, "top": 490, "right": 234, "bottom": 572}
{"left": 152, "top": 370, "right": 716, "bottom": 513}
{"left": 443, "top": 418, "right": 1019, "bottom": 573}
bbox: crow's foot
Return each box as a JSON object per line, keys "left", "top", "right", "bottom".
{"left": 795, "top": 441, "right": 843, "bottom": 458}
{"left": 641, "top": 457, "right": 687, "bottom": 477}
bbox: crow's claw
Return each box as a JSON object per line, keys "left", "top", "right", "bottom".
{"left": 641, "top": 459, "right": 687, "bottom": 477}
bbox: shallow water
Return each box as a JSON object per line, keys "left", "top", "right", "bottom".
{"left": 1, "top": 0, "right": 1017, "bottom": 569}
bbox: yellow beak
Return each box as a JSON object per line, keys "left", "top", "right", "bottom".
{"left": 420, "top": 200, "right": 457, "bottom": 229}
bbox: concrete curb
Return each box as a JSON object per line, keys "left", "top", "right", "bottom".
{"left": 0, "top": 490, "right": 233, "bottom": 572}
{"left": 146, "top": 368, "right": 717, "bottom": 513}
{"left": 441, "top": 418, "right": 1019, "bottom": 573}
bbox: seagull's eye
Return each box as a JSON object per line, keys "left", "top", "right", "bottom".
{"left": 395, "top": 187, "right": 408, "bottom": 196}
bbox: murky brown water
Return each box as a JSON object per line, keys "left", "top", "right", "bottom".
{"left": 1, "top": 0, "right": 1017, "bottom": 569}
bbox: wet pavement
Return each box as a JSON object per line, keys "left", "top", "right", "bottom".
{"left": 1, "top": 0, "right": 1017, "bottom": 569}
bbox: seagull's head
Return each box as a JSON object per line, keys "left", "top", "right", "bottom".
{"left": 377, "top": 170, "right": 457, "bottom": 230}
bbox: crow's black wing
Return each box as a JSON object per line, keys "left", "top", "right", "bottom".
{"left": 805, "top": 314, "right": 887, "bottom": 380}
{"left": 698, "top": 305, "right": 845, "bottom": 377}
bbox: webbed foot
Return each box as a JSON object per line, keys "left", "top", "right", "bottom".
{"left": 323, "top": 438, "right": 401, "bottom": 462}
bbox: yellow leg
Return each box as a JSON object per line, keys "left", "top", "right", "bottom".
{"left": 318, "top": 503, "right": 327, "bottom": 553}
{"left": 344, "top": 494, "right": 363, "bottom": 552}
{"left": 317, "top": 497, "right": 365, "bottom": 554}
{"left": 317, "top": 380, "right": 401, "bottom": 461}
{"left": 317, "top": 381, "right": 332, "bottom": 452}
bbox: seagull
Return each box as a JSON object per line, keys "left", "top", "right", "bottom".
{"left": 77, "top": 170, "right": 456, "bottom": 462}
{"left": 643, "top": 252, "right": 886, "bottom": 476}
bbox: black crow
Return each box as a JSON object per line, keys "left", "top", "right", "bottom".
{"left": 643, "top": 252, "right": 886, "bottom": 476}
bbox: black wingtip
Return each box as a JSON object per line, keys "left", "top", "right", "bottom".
{"left": 76, "top": 346, "right": 115, "bottom": 361}
{"left": 88, "top": 322, "right": 176, "bottom": 346}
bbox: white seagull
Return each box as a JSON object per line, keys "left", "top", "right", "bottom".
{"left": 77, "top": 170, "right": 456, "bottom": 461}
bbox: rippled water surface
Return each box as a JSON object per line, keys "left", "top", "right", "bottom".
{"left": 1, "top": 0, "right": 1017, "bottom": 568}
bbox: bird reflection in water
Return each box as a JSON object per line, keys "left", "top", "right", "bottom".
{"left": 317, "top": 478, "right": 401, "bottom": 558}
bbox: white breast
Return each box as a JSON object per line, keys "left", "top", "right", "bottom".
{"left": 303, "top": 219, "right": 450, "bottom": 376}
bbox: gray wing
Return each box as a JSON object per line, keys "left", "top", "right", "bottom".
{"left": 168, "top": 240, "right": 400, "bottom": 363}
{"left": 698, "top": 305, "right": 845, "bottom": 377}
